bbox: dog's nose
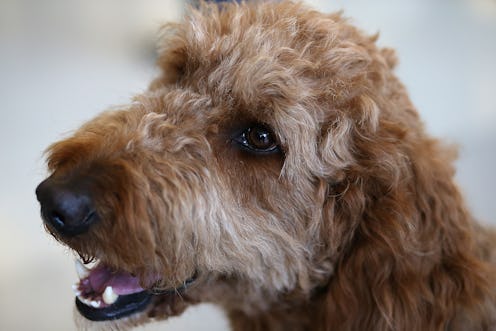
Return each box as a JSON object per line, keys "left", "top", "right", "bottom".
{"left": 36, "top": 176, "right": 98, "bottom": 236}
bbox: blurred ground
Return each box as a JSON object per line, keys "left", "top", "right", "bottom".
{"left": 0, "top": 0, "right": 495, "bottom": 330}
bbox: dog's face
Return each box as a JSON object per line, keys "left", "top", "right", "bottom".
{"left": 36, "top": 1, "right": 407, "bottom": 328}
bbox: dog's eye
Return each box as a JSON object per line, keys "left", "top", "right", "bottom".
{"left": 233, "top": 124, "right": 279, "bottom": 154}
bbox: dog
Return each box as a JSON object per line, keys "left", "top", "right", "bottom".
{"left": 36, "top": 1, "right": 496, "bottom": 330}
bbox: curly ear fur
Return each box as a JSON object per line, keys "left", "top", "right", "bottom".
{"left": 319, "top": 82, "right": 496, "bottom": 330}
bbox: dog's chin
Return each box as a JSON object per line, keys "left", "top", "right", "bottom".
{"left": 72, "top": 259, "right": 195, "bottom": 326}
{"left": 76, "top": 291, "right": 153, "bottom": 321}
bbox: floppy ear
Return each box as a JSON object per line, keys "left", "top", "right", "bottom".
{"left": 317, "top": 88, "right": 494, "bottom": 329}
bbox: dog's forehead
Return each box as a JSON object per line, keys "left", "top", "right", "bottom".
{"left": 155, "top": 2, "right": 357, "bottom": 121}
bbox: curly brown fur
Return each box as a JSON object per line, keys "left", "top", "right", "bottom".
{"left": 38, "top": 1, "right": 496, "bottom": 330}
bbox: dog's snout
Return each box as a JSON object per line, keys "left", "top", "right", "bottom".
{"left": 36, "top": 176, "right": 98, "bottom": 237}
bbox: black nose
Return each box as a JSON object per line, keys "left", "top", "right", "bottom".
{"left": 36, "top": 176, "right": 98, "bottom": 237}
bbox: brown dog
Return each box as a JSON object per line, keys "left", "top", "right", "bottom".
{"left": 36, "top": 1, "right": 496, "bottom": 330}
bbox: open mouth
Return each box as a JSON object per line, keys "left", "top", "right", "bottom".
{"left": 73, "top": 259, "right": 195, "bottom": 321}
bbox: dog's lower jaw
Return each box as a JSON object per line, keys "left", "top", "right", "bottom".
{"left": 74, "top": 293, "right": 193, "bottom": 331}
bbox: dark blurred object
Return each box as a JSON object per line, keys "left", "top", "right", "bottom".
{"left": 190, "top": 0, "right": 237, "bottom": 6}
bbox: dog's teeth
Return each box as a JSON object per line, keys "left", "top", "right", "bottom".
{"left": 78, "top": 296, "right": 91, "bottom": 306}
{"left": 102, "top": 286, "right": 119, "bottom": 305}
{"left": 72, "top": 283, "right": 81, "bottom": 296}
{"left": 75, "top": 259, "right": 90, "bottom": 279}
{"left": 90, "top": 300, "right": 101, "bottom": 308}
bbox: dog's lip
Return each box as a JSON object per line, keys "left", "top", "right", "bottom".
{"left": 73, "top": 259, "right": 197, "bottom": 321}
{"left": 76, "top": 291, "right": 153, "bottom": 321}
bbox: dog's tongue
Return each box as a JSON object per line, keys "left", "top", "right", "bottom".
{"left": 87, "top": 264, "right": 143, "bottom": 295}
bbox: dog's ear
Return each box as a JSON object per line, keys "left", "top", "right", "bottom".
{"left": 318, "top": 111, "right": 494, "bottom": 328}
{"left": 313, "top": 28, "right": 492, "bottom": 323}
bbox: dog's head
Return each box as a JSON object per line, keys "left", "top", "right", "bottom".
{"left": 36, "top": 1, "right": 434, "bottom": 328}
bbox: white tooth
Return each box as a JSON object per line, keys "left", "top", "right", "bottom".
{"left": 75, "top": 259, "right": 90, "bottom": 279}
{"left": 90, "top": 300, "right": 101, "bottom": 308}
{"left": 72, "top": 284, "right": 81, "bottom": 296}
{"left": 80, "top": 297, "right": 92, "bottom": 306}
{"left": 102, "top": 286, "right": 119, "bottom": 305}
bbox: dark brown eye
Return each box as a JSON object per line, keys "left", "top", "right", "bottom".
{"left": 233, "top": 124, "right": 279, "bottom": 154}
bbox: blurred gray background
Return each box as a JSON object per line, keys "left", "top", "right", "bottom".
{"left": 0, "top": 0, "right": 495, "bottom": 330}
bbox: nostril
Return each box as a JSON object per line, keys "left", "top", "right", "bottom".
{"left": 50, "top": 211, "right": 66, "bottom": 228}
